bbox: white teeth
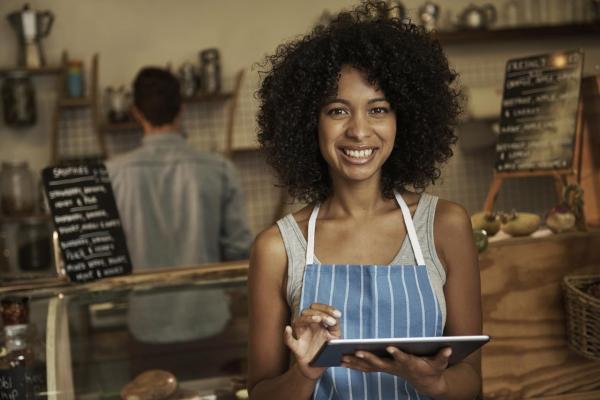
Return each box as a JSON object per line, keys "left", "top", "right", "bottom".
{"left": 344, "top": 148, "right": 373, "bottom": 158}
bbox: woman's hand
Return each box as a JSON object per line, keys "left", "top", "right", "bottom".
{"left": 284, "top": 303, "right": 342, "bottom": 381}
{"left": 340, "top": 346, "right": 452, "bottom": 398}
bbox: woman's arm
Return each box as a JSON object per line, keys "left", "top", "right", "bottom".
{"left": 246, "top": 225, "right": 319, "bottom": 400}
{"left": 434, "top": 200, "right": 483, "bottom": 400}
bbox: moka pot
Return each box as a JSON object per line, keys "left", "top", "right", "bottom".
{"left": 7, "top": 4, "right": 54, "bottom": 68}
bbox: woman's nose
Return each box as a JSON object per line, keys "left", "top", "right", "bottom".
{"left": 345, "top": 114, "right": 371, "bottom": 139}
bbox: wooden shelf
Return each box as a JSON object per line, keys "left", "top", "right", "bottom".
{"left": 55, "top": 155, "right": 106, "bottom": 166}
{"left": 0, "top": 214, "right": 51, "bottom": 225}
{"left": 58, "top": 97, "right": 93, "bottom": 108}
{"left": 102, "top": 121, "right": 140, "bottom": 133}
{"left": 0, "top": 66, "right": 63, "bottom": 76}
{"left": 435, "top": 22, "right": 600, "bottom": 45}
{"left": 183, "top": 92, "right": 233, "bottom": 103}
{"left": 102, "top": 93, "right": 234, "bottom": 133}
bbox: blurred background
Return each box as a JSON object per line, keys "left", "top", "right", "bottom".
{"left": 0, "top": 0, "right": 598, "bottom": 237}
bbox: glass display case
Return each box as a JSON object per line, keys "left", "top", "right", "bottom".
{"left": 0, "top": 261, "right": 249, "bottom": 400}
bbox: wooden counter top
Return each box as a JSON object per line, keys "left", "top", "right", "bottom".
{"left": 480, "top": 229, "right": 600, "bottom": 399}
{"left": 0, "top": 260, "right": 249, "bottom": 298}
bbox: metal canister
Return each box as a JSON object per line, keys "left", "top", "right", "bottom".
{"left": 199, "top": 48, "right": 222, "bottom": 94}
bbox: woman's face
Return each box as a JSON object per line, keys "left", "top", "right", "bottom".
{"left": 318, "top": 65, "right": 396, "bottom": 186}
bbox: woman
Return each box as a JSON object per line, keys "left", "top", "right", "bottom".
{"left": 248, "top": 2, "right": 482, "bottom": 399}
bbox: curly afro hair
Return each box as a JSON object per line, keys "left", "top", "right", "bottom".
{"left": 257, "top": 1, "right": 461, "bottom": 204}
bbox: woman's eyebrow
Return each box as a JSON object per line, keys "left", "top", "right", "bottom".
{"left": 322, "top": 98, "right": 351, "bottom": 106}
{"left": 323, "top": 97, "right": 388, "bottom": 106}
{"left": 367, "top": 97, "right": 388, "bottom": 104}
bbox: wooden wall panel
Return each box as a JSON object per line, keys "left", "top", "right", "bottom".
{"left": 480, "top": 231, "right": 600, "bottom": 399}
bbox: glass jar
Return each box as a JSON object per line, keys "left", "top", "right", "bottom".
{"left": 1, "top": 70, "right": 37, "bottom": 126}
{"left": 67, "top": 60, "right": 84, "bottom": 98}
{"left": 17, "top": 217, "right": 52, "bottom": 271}
{"left": 0, "top": 161, "right": 35, "bottom": 217}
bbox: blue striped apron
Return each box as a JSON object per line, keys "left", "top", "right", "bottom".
{"left": 299, "top": 192, "right": 443, "bottom": 399}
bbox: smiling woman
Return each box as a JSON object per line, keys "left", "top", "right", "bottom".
{"left": 318, "top": 66, "right": 397, "bottom": 185}
{"left": 248, "top": 2, "right": 481, "bottom": 400}
{"left": 256, "top": 1, "right": 460, "bottom": 204}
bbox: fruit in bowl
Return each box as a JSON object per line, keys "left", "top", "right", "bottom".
{"left": 546, "top": 204, "right": 576, "bottom": 233}
{"left": 500, "top": 211, "right": 540, "bottom": 236}
{"left": 471, "top": 211, "right": 501, "bottom": 236}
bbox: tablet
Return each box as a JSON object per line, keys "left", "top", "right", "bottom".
{"left": 310, "top": 335, "right": 490, "bottom": 368}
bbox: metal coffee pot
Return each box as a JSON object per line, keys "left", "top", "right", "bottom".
{"left": 457, "top": 3, "right": 497, "bottom": 30}
{"left": 418, "top": 2, "right": 440, "bottom": 31}
{"left": 105, "top": 86, "right": 131, "bottom": 123}
{"left": 7, "top": 4, "right": 55, "bottom": 68}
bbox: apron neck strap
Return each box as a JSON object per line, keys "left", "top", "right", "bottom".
{"left": 306, "top": 203, "right": 320, "bottom": 265}
{"left": 394, "top": 191, "right": 425, "bottom": 266}
{"left": 305, "top": 192, "right": 425, "bottom": 266}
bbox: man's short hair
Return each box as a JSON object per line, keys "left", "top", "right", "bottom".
{"left": 133, "top": 67, "right": 181, "bottom": 126}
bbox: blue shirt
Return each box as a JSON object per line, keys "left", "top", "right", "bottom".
{"left": 106, "top": 132, "right": 252, "bottom": 342}
{"left": 106, "top": 132, "right": 252, "bottom": 269}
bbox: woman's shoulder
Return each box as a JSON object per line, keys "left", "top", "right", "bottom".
{"left": 254, "top": 204, "right": 313, "bottom": 255}
{"left": 434, "top": 198, "right": 471, "bottom": 227}
{"left": 432, "top": 198, "right": 473, "bottom": 258}
{"left": 435, "top": 198, "right": 471, "bottom": 230}
{"left": 252, "top": 224, "right": 286, "bottom": 260}
{"left": 249, "top": 224, "right": 289, "bottom": 287}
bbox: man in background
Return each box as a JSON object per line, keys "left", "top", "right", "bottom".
{"left": 106, "top": 67, "right": 252, "bottom": 372}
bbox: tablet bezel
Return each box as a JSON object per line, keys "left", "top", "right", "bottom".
{"left": 309, "top": 335, "right": 490, "bottom": 368}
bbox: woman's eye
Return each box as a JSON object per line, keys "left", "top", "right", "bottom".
{"left": 327, "top": 108, "right": 348, "bottom": 117}
{"left": 370, "top": 107, "right": 389, "bottom": 115}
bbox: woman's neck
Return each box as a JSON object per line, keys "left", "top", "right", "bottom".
{"left": 322, "top": 179, "right": 394, "bottom": 220}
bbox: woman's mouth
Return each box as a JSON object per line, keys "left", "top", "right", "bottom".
{"left": 340, "top": 147, "right": 376, "bottom": 164}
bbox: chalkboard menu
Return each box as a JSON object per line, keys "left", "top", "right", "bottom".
{"left": 42, "top": 164, "right": 132, "bottom": 283}
{"left": 495, "top": 50, "right": 584, "bottom": 172}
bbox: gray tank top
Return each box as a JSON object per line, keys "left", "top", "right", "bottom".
{"left": 276, "top": 192, "right": 447, "bottom": 329}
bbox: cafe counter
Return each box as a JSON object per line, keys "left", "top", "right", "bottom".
{"left": 1, "top": 230, "right": 600, "bottom": 399}
{"left": 0, "top": 261, "right": 250, "bottom": 400}
{"left": 480, "top": 228, "right": 600, "bottom": 400}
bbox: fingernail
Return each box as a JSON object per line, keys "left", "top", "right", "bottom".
{"left": 312, "top": 315, "right": 321, "bottom": 322}
{"left": 444, "top": 348, "right": 452, "bottom": 357}
{"left": 356, "top": 352, "right": 364, "bottom": 359}
{"left": 332, "top": 309, "right": 342, "bottom": 318}
{"left": 386, "top": 347, "right": 395, "bottom": 354}
{"left": 342, "top": 357, "right": 350, "bottom": 363}
{"left": 326, "top": 317, "right": 337, "bottom": 326}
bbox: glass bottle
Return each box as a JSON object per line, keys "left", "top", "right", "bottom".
{"left": 0, "top": 162, "right": 35, "bottom": 217}
{"left": 0, "top": 296, "right": 46, "bottom": 399}
{"left": 17, "top": 217, "right": 52, "bottom": 272}
{"left": 0, "top": 229, "right": 10, "bottom": 273}
{"left": 1, "top": 71, "right": 37, "bottom": 127}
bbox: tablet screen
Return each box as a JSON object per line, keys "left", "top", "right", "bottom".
{"left": 310, "top": 335, "right": 490, "bottom": 368}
